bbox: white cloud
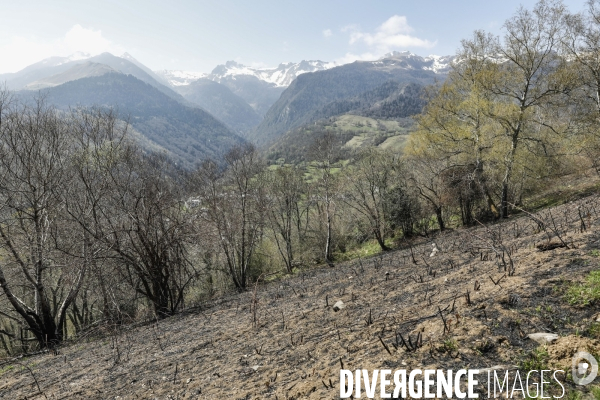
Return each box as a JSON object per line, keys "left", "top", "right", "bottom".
{"left": 346, "top": 15, "right": 435, "bottom": 55}
{"left": 379, "top": 15, "right": 413, "bottom": 35}
{"left": 0, "top": 24, "right": 125, "bottom": 74}
{"left": 323, "top": 29, "right": 332, "bottom": 38}
{"left": 62, "top": 25, "right": 120, "bottom": 55}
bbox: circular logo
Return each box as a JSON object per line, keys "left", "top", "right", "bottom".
{"left": 572, "top": 351, "right": 598, "bottom": 386}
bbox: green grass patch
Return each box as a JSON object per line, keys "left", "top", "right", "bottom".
{"left": 565, "top": 270, "right": 600, "bottom": 307}
{"left": 378, "top": 135, "right": 408, "bottom": 152}
{"left": 440, "top": 338, "right": 458, "bottom": 353}
{"left": 0, "top": 364, "right": 14, "bottom": 375}
{"left": 588, "top": 322, "right": 600, "bottom": 339}
{"left": 565, "top": 386, "right": 600, "bottom": 400}
{"left": 335, "top": 238, "right": 391, "bottom": 262}
{"left": 520, "top": 346, "right": 549, "bottom": 371}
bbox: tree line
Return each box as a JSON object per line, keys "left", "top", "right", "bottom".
{"left": 0, "top": 93, "right": 421, "bottom": 353}
{"left": 409, "top": 0, "right": 600, "bottom": 222}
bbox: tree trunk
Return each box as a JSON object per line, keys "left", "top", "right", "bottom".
{"left": 501, "top": 133, "right": 519, "bottom": 218}
{"left": 435, "top": 206, "right": 445, "bottom": 232}
{"left": 325, "top": 201, "right": 334, "bottom": 267}
{"left": 374, "top": 228, "right": 390, "bottom": 251}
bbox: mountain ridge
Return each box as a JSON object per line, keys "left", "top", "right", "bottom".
{"left": 17, "top": 72, "right": 245, "bottom": 168}
{"left": 249, "top": 52, "right": 453, "bottom": 146}
{"left": 1, "top": 52, "right": 187, "bottom": 105}
{"left": 173, "top": 78, "right": 262, "bottom": 135}
{"left": 157, "top": 59, "right": 337, "bottom": 117}
{"left": 24, "top": 61, "right": 116, "bottom": 90}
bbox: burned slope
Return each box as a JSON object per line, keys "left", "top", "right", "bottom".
{"left": 1, "top": 194, "right": 600, "bottom": 399}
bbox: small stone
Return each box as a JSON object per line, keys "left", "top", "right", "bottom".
{"left": 333, "top": 300, "right": 345, "bottom": 312}
{"left": 251, "top": 365, "right": 260, "bottom": 371}
{"left": 430, "top": 243, "right": 439, "bottom": 257}
{"left": 527, "top": 332, "right": 559, "bottom": 345}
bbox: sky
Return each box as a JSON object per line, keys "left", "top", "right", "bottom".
{"left": 0, "top": 0, "right": 590, "bottom": 74}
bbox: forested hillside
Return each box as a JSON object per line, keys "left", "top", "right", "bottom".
{"left": 174, "top": 78, "right": 262, "bottom": 135}
{"left": 22, "top": 73, "right": 244, "bottom": 167}
{"left": 250, "top": 56, "right": 445, "bottom": 145}
{"left": 265, "top": 81, "right": 424, "bottom": 163}
{"left": 210, "top": 73, "right": 286, "bottom": 116}
{"left": 267, "top": 115, "right": 413, "bottom": 164}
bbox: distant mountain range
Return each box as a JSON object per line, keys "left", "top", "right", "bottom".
{"left": 0, "top": 52, "right": 186, "bottom": 103}
{"left": 0, "top": 50, "right": 453, "bottom": 167}
{"left": 208, "top": 59, "right": 336, "bottom": 87}
{"left": 381, "top": 51, "right": 453, "bottom": 74}
{"left": 2, "top": 53, "right": 243, "bottom": 168}
{"left": 157, "top": 59, "right": 336, "bottom": 119}
{"left": 249, "top": 51, "right": 453, "bottom": 146}
{"left": 154, "top": 70, "right": 207, "bottom": 86}
{"left": 156, "top": 59, "right": 335, "bottom": 88}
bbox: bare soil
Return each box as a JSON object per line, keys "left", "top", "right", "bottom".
{"left": 1, "top": 194, "right": 600, "bottom": 399}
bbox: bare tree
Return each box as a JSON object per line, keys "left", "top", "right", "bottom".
{"left": 65, "top": 108, "right": 140, "bottom": 324}
{"left": 196, "top": 144, "right": 266, "bottom": 290}
{"left": 341, "top": 149, "right": 398, "bottom": 251}
{"left": 62, "top": 108, "right": 197, "bottom": 318}
{"left": 309, "top": 132, "right": 340, "bottom": 267}
{"left": 265, "top": 165, "right": 307, "bottom": 273}
{"left": 405, "top": 155, "right": 448, "bottom": 232}
{"left": 0, "top": 94, "right": 84, "bottom": 348}
{"left": 101, "top": 154, "right": 195, "bottom": 318}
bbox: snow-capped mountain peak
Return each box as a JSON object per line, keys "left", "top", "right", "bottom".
{"left": 383, "top": 50, "right": 417, "bottom": 58}
{"left": 158, "top": 60, "right": 337, "bottom": 89}
{"left": 378, "top": 51, "right": 454, "bottom": 74}
{"left": 207, "top": 59, "right": 336, "bottom": 87}
{"left": 155, "top": 52, "right": 452, "bottom": 90}
{"left": 154, "top": 70, "right": 208, "bottom": 86}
